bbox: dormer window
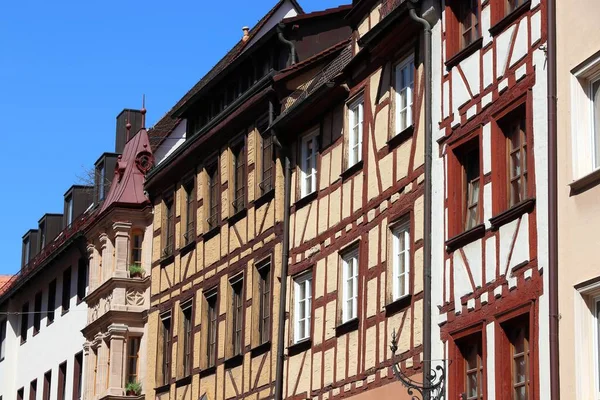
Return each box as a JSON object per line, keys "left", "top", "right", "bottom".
{"left": 98, "top": 163, "right": 106, "bottom": 201}
{"left": 39, "top": 222, "right": 46, "bottom": 251}
{"left": 66, "top": 196, "right": 73, "bottom": 226}
{"left": 24, "top": 238, "right": 30, "bottom": 266}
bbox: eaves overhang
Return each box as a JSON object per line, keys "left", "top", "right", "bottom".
{"left": 357, "top": 1, "right": 410, "bottom": 49}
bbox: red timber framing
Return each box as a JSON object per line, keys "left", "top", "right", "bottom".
{"left": 436, "top": 0, "right": 547, "bottom": 398}
{"left": 273, "top": 1, "right": 430, "bottom": 399}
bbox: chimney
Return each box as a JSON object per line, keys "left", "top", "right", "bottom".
{"left": 115, "top": 109, "right": 143, "bottom": 154}
{"left": 242, "top": 26, "right": 250, "bottom": 42}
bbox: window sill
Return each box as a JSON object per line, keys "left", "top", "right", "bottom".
{"left": 250, "top": 340, "right": 271, "bottom": 357}
{"left": 569, "top": 168, "right": 600, "bottom": 196}
{"left": 445, "top": 224, "right": 485, "bottom": 252}
{"left": 203, "top": 225, "right": 220, "bottom": 241}
{"left": 47, "top": 319, "right": 54, "bottom": 327}
{"left": 385, "top": 295, "right": 412, "bottom": 316}
{"left": 33, "top": 330, "right": 40, "bottom": 337}
{"left": 489, "top": 1, "right": 531, "bottom": 36}
{"left": 489, "top": 198, "right": 535, "bottom": 231}
{"left": 20, "top": 339, "right": 26, "bottom": 346}
{"left": 294, "top": 191, "right": 318, "bottom": 210}
{"left": 179, "top": 240, "right": 196, "bottom": 257}
{"left": 159, "top": 253, "right": 175, "bottom": 267}
{"left": 287, "top": 338, "right": 312, "bottom": 356}
{"left": 445, "top": 37, "right": 483, "bottom": 69}
{"left": 199, "top": 366, "right": 216, "bottom": 378}
{"left": 224, "top": 353, "right": 243, "bottom": 369}
{"left": 175, "top": 375, "right": 192, "bottom": 388}
{"left": 154, "top": 384, "right": 170, "bottom": 394}
{"left": 335, "top": 318, "right": 359, "bottom": 337}
{"left": 254, "top": 188, "right": 275, "bottom": 208}
{"left": 387, "top": 125, "right": 414, "bottom": 151}
{"left": 228, "top": 208, "right": 247, "bottom": 225}
{"left": 341, "top": 160, "right": 364, "bottom": 181}
{"left": 61, "top": 308, "right": 70, "bottom": 316}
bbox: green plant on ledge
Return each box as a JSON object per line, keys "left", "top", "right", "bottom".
{"left": 129, "top": 264, "right": 145, "bottom": 278}
{"left": 125, "top": 381, "right": 142, "bottom": 396}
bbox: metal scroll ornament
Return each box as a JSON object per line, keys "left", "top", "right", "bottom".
{"left": 389, "top": 329, "right": 446, "bottom": 400}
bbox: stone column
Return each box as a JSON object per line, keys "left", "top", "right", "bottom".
{"left": 112, "top": 222, "right": 132, "bottom": 279}
{"left": 99, "top": 234, "right": 113, "bottom": 284}
{"left": 87, "top": 244, "right": 99, "bottom": 293}
{"left": 82, "top": 341, "right": 93, "bottom": 400}
{"left": 106, "top": 324, "right": 128, "bottom": 396}
{"left": 94, "top": 333, "right": 108, "bottom": 398}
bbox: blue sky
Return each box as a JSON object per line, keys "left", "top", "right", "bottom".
{"left": 0, "top": 0, "right": 346, "bottom": 275}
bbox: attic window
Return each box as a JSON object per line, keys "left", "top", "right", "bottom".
{"left": 66, "top": 196, "right": 73, "bottom": 226}
{"left": 98, "top": 163, "right": 106, "bottom": 201}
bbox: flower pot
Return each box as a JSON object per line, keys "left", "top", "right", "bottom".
{"left": 126, "top": 390, "right": 135, "bottom": 396}
{"left": 130, "top": 272, "right": 143, "bottom": 279}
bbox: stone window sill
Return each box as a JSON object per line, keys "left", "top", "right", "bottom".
{"left": 445, "top": 224, "right": 485, "bottom": 252}
{"left": 489, "top": 198, "right": 535, "bottom": 231}
{"left": 335, "top": 318, "right": 359, "bottom": 337}
{"left": 569, "top": 168, "right": 600, "bottom": 196}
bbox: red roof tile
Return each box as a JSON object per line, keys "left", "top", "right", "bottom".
{"left": 0, "top": 275, "right": 14, "bottom": 296}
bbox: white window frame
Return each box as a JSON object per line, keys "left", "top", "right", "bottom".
{"left": 348, "top": 97, "right": 364, "bottom": 167}
{"left": 300, "top": 130, "right": 319, "bottom": 197}
{"left": 293, "top": 273, "right": 312, "bottom": 344}
{"left": 394, "top": 55, "right": 415, "bottom": 135}
{"left": 574, "top": 281, "right": 600, "bottom": 399}
{"left": 0, "top": 318, "right": 6, "bottom": 361}
{"left": 571, "top": 54, "right": 600, "bottom": 180}
{"left": 67, "top": 196, "right": 74, "bottom": 225}
{"left": 342, "top": 248, "right": 359, "bottom": 323}
{"left": 392, "top": 219, "right": 411, "bottom": 301}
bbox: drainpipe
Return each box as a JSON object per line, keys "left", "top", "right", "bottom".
{"left": 547, "top": 0, "right": 559, "bottom": 397}
{"left": 272, "top": 88, "right": 293, "bottom": 400}
{"left": 277, "top": 23, "right": 297, "bottom": 65}
{"left": 408, "top": 2, "right": 432, "bottom": 399}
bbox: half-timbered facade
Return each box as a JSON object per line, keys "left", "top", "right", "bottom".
{"left": 431, "top": 0, "right": 549, "bottom": 399}
{"left": 143, "top": 3, "right": 351, "bottom": 400}
{"left": 270, "top": 1, "right": 438, "bottom": 399}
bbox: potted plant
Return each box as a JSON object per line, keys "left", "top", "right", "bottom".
{"left": 129, "top": 264, "right": 145, "bottom": 279}
{"left": 125, "top": 381, "right": 142, "bottom": 396}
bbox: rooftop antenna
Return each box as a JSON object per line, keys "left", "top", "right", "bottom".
{"left": 125, "top": 110, "right": 132, "bottom": 142}
{"left": 141, "top": 94, "right": 146, "bottom": 129}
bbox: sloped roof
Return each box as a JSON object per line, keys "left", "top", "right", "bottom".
{"left": 0, "top": 275, "right": 13, "bottom": 296}
{"left": 99, "top": 126, "right": 153, "bottom": 214}
{"left": 148, "top": 0, "right": 304, "bottom": 151}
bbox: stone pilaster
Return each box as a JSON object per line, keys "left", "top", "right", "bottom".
{"left": 83, "top": 341, "right": 93, "bottom": 400}
{"left": 87, "top": 244, "right": 99, "bottom": 292}
{"left": 113, "top": 222, "right": 132, "bottom": 279}
{"left": 106, "top": 324, "right": 128, "bottom": 395}
{"left": 94, "top": 333, "right": 108, "bottom": 398}
{"left": 99, "top": 234, "right": 113, "bottom": 284}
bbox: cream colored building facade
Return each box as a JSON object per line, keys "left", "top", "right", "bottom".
{"left": 556, "top": 1, "right": 600, "bottom": 398}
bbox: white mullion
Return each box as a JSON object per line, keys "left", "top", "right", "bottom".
{"left": 352, "top": 256, "right": 358, "bottom": 319}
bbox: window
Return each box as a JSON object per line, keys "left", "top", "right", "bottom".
{"left": 30, "top": 380, "right": 37, "bottom": 400}
{"left": 39, "top": 222, "right": 46, "bottom": 251}
{"left": 395, "top": 56, "right": 415, "bottom": 134}
{"left": 392, "top": 220, "right": 410, "bottom": 301}
{"left": 77, "top": 259, "right": 87, "bottom": 302}
{"left": 47, "top": 280, "right": 56, "bottom": 324}
{"left": 127, "top": 337, "right": 141, "bottom": 383}
{"left": 43, "top": 371, "right": 51, "bottom": 400}
{"left": 0, "top": 319, "right": 6, "bottom": 361}
{"left": 62, "top": 267, "right": 71, "bottom": 313}
{"left": 232, "top": 140, "right": 246, "bottom": 213}
{"left": 452, "top": 140, "right": 481, "bottom": 234}
{"left": 230, "top": 276, "right": 243, "bottom": 356}
{"left": 73, "top": 352, "right": 83, "bottom": 400}
{"left": 58, "top": 362, "right": 67, "bottom": 400}
{"left": 457, "top": 335, "right": 484, "bottom": 400}
{"left": 24, "top": 238, "right": 30, "bottom": 266}
{"left": 257, "top": 261, "right": 271, "bottom": 344}
{"left": 300, "top": 131, "right": 318, "bottom": 197}
{"left": 505, "top": 319, "right": 530, "bottom": 400}
{"left": 464, "top": 148, "right": 481, "bottom": 230}
{"left": 131, "top": 232, "right": 143, "bottom": 266}
{"left": 206, "top": 292, "right": 218, "bottom": 368}
{"left": 259, "top": 117, "right": 273, "bottom": 194}
{"left": 348, "top": 98, "right": 364, "bottom": 167}
{"left": 498, "top": 0, "right": 527, "bottom": 17}
{"left": 207, "top": 163, "right": 220, "bottom": 230}
{"left": 98, "top": 163, "right": 106, "bottom": 201}
{"left": 459, "top": 0, "right": 480, "bottom": 49}
{"left": 183, "top": 181, "right": 195, "bottom": 245}
{"left": 20, "top": 302, "right": 28, "bottom": 343}
{"left": 593, "top": 78, "right": 600, "bottom": 170}
{"left": 34, "top": 291, "right": 42, "bottom": 335}
{"left": 293, "top": 273, "right": 312, "bottom": 344}
{"left": 66, "top": 196, "right": 73, "bottom": 226}
{"left": 181, "top": 302, "right": 193, "bottom": 376}
{"left": 342, "top": 248, "right": 359, "bottom": 323}
{"left": 159, "top": 313, "right": 171, "bottom": 385}
{"left": 500, "top": 109, "right": 528, "bottom": 207}
{"left": 17, "top": 388, "right": 23, "bottom": 400}
{"left": 163, "top": 198, "right": 174, "bottom": 257}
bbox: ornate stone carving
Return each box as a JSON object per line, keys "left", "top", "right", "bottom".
{"left": 126, "top": 288, "right": 144, "bottom": 306}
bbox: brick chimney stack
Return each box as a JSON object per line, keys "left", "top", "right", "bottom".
{"left": 242, "top": 26, "right": 250, "bottom": 42}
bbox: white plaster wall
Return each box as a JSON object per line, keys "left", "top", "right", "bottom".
{"left": 0, "top": 251, "right": 87, "bottom": 400}
{"left": 154, "top": 120, "right": 186, "bottom": 166}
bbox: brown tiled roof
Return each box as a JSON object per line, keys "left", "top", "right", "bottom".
{"left": 148, "top": 0, "right": 304, "bottom": 151}
{"left": 0, "top": 275, "right": 12, "bottom": 296}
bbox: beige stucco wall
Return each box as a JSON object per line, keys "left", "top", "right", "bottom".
{"left": 556, "top": 1, "right": 600, "bottom": 398}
